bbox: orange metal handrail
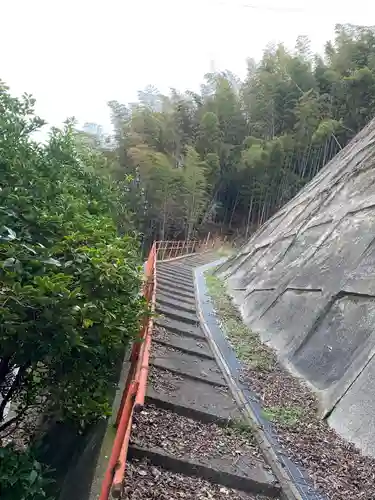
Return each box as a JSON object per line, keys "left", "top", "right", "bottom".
{"left": 99, "top": 237, "right": 207, "bottom": 499}
{"left": 135, "top": 250, "right": 156, "bottom": 410}
{"left": 111, "top": 409, "right": 134, "bottom": 498}
{"left": 155, "top": 238, "right": 203, "bottom": 261}
{"left": 99, "top": 242, "right": 156, "bottom": 499}
{"left": 99, "top": 380, "right": 138, "bottom": 500}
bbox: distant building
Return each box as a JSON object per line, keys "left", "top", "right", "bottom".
{"left": 81, "top": 122, "right": 115, "bottom": 150}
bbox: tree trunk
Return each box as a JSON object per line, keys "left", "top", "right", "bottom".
{"left": 245, "top": 195, "right": 254, "bottom": 239}
{"left": 229, "top": 191, "right": 239, "bottom": 229}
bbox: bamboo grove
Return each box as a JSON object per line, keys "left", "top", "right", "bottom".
{"left": 102, "top": 24, "right": 375, "bottom": 245}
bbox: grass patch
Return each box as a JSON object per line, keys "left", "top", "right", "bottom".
{"left": 215, "top": 245, "right": 235, "bottom": 257}
{"left": 262, "top": 406, "right": 305, "bottom": 427}
{"left": 204, "top": 271, "right": 307, "bottom": 429}
{"left": 226, "top": 418, "right": 254, "bottom": 439}
{"left": 205, "top": 271, "right": 275, "bottom": 371}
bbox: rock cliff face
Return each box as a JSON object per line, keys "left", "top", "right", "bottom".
{"left": 218, "top": 119, "right": 375, "bottom": 457}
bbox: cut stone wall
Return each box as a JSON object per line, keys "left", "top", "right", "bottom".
{"left": 219, "top": 119, "right": 375, "bottom": 457}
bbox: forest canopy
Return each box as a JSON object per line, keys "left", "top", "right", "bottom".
{"left": 100, "top": 24, "right": 375, "bottom": 247}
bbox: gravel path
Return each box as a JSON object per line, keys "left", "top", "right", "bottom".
{"left": 131, "top": 404, "right": 266, "bottom": 467}
{"left": 123, "top": 459, "right": 274, "bottom": 500}
{"left": 206, "top": 273, "right": 375, "bottom": 500}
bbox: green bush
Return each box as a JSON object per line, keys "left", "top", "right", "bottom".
{"left": 0, "top": 445, "right": 51, "bottom": 500}
{"left": 0, "top": 83, "right": 144, "bottom": 432}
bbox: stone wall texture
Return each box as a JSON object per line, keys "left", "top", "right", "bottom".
{"left": 218, "top": 119, "right": 375, "bottom": 457}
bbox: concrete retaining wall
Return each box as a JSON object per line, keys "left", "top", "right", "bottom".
{"left": 219, "top": 118, "right": 375, "bottom": 457}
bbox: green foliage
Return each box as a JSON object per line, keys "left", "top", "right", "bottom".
{"left": 227, "top": 418, "right": 254, "bottom": 439}
{"left": 196, "top": 111, "right": 221, "bottom": 157}
{"left": 262, "top": 406, "right": 305, "bottom": 427}
{"left": 205, "top": 273, "right": 304, "bottom": 429}
{"left": 312, "top": 118, "right": 341, "bottom": 143}
{"left": 0, "top": 84, "right": 143, "bottom": 432}
{"left": 183, "top": 147, "right": 208, "bottom": 238}
{"left": 205, "top": 271, "right": 275, "bottom": 372}
{"left": 0, "top": 445, "right": 52, "bottom": 500}
{"left": 108, "top": 24, "right": 375, "bottom": 240}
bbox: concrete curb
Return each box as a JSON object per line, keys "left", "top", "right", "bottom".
{"left": 193, "top": 259, "right": 327, "bottom": 500}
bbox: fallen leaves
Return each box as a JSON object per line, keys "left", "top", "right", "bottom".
{"left": 131, "top": 405, "right": 265, "bottom": 467}
{"left": 123, "top": 459, "right": 272, "bottom": 500}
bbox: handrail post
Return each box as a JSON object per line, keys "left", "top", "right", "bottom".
{"left": 99, "top": 381, "right": 138, "bottom": 500}
{"left": 161, "top": 240, "right": 168, "bottom": 261}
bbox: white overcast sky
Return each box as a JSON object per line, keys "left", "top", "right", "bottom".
{"left": 1, "top": 0, "right": 374, "bottom": 133}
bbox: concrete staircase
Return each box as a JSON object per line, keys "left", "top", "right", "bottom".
{"left": 127, "top": 253, "right": 280, "bottom": 499}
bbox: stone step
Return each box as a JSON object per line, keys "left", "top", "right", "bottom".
{"left": 171, "top": 263, "right": 197, "bottom": 271}
{"left": 153, "top": 328, "right": 213, "bottom": 359}
{"left": 156, "top": 272, "right": 194, "bottom": 287}
{"left": 147, "top": 366, "right": 239, "bottom": 423}
{"left": 157, "top": 266, "right": 193, "bottom": 279}
{"left": 157, "top": 290, "right": 196, "bottom": 307}
{"left": 184, "top": 255, "right": 214, "bottom": 265}
{"left": 155, "top": 316, "right": 205, "bottom": 339}
{"left": 157, "top": 266, "right": 193, "bottom": 278}
{"left": 157, "top": 271, "right": 194, "bottom": 287}
{"left": 128, "top": 445, "right": 279, "bottom": 497}
{"left": 157, "top": 276, "right": 195, "bottom": 293}
{"left": 156, "top": 295, "right": 196, "bottom": 315}
{"left": 156, "top": 303, "right": 198, "bottom": 326}
{"left": 151, "top": 344, "right": 226, "bottom": 387}
{"left": 156, "top": 282, "right": 195, "bottom": 300}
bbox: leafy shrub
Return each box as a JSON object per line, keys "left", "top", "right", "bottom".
{"left": 0, "top": 83, "right": 144, "bottom": 432}
{"left": 0, "top": 445, "right": 52, "bottom": 500}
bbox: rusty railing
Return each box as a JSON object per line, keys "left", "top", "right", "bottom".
{"left": 99, "top": 236, "right": 208, "bottom": 499}
{"left": 99, "top": 242, "right": 156, "bottom": 500}
{"left": 155, "top": 236, "right": 213, "bottom": 261}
